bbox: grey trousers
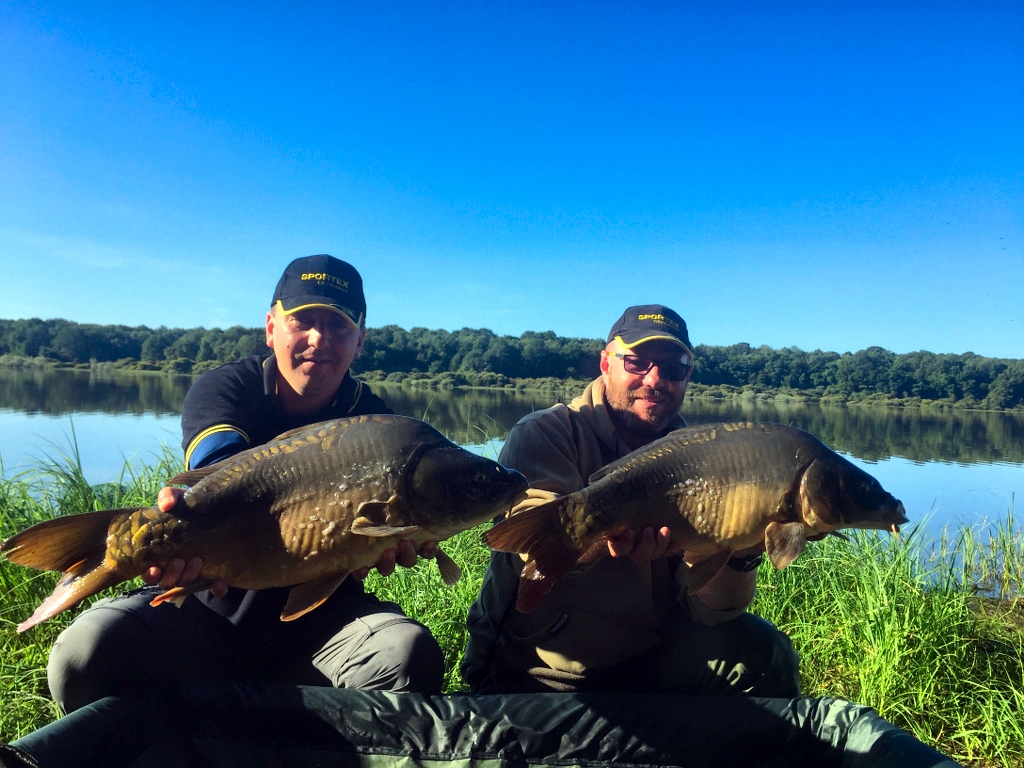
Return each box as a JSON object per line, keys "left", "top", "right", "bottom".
{"left": 478, "top": 612, "right": 801, "bottom": 697}
{"left": 47, "top": 586, "right": 445, "bottom": 714}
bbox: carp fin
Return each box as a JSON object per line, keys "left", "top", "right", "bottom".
{"left": 166, "top": 466, "right": 220, "bottom": 486}
{"left": 1, "top": 508, "right": 139, "bottom": 573}
{"left": 484, "top": 498, "right": 565, "bottom": 554}
{"left": 516, "top": 559, "right": 559, "bottom": 613}
{"left": 765, "top": 521, "right": 807, "bottom": 569}
{"left": 351, "top": 517, "right": 420, "bottom": 538}
{"left": 149, "top": 578, "right": 219, "bottom": 608}
{"left": 16, "top": 555, "right": 122, "bottom": 633}
{"left": 587, "top": 462, "right": 625, "bottom": 484}
{"left": 281, "top": 572, "right": 350, "bottom": 621}
{"left": 434, "top": 548, "right": 462, "bottom": 585}
{"left": 577, "top": 541, "right": 610, "bottom": 566}
{"left": 485, "top": 501, "right": 584, "bottom": 613}
{"left": 684, "top": 549, "right": 731, "bottom": 593}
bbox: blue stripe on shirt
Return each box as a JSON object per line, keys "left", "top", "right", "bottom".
{"left": 189, "top": 431, "right": 250, "bottom": 469}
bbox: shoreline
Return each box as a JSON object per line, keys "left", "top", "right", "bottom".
{"left": 2, "top": 357, "right": 1022, "bottom": 414}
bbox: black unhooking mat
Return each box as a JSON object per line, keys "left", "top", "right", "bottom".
{"left": 4, "top": 683, "right": 961, "bottom": 768}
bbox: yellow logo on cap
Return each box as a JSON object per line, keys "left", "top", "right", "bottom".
{"left": 301, "top": 273, "right": 349, "bottom": 291}
{"left": 636, "top": 313, "right": 679, "bottom": 331}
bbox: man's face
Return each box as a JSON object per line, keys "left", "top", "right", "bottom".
{"left": 600, "top": 339, "right": 691, "bottom": 438}
{"left": 266, "top": 306, "right": 365, "bottom": 401}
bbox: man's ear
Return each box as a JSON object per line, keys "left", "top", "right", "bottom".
{"left": 599, "top": 348, "right": 611, "bottom": 374}
{"left": 265, "top": 310, "right": 276, "bottom": 349}
{"left": 353, "top": 326, "right": 367, "bottom": 359}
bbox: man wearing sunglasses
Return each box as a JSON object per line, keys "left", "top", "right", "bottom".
{"left": 463, "top": 304, "right": 799, "bottom": 698}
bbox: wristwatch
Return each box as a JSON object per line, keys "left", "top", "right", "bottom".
{"left": 726, "top": 553, "right": 764, "bottom": 572}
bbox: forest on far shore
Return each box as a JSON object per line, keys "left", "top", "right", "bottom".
{"left": 1, "top": 317, "right": 1022, "bottom": 411}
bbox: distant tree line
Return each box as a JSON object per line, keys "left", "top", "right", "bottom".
{"left": 1, "top": 317, "right": 1022, "bottom": 410}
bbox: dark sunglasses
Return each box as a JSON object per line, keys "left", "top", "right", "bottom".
{"left": 611, "top": 353, "right": 693, "bottom": 382}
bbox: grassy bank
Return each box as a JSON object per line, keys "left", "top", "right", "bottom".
{"left": 1, "top": 451, "right": 1022, "bottom": 766}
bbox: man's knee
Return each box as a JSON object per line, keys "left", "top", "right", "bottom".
{"left": 47, "top": 602, "right": 146, "bottom": 713}
{"left": 314, "top": 614, "right": 445, "bottom": 694}
{"left": 741, "top": 614, "right": 801, "bottom": 698}
{"left": 655, "top": 612, "right": 800, "bottom": 697}
{"left": 704, "top": 612, "right": 800, "bottom": 697}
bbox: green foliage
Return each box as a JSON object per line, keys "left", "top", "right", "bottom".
{"left": 363, "top": 526, "right": 492, "bottom": 693}
{"left": 3, "top": 317, "right": 1024, "bottom": 409}
{"left": 753, "top": 516, "right": 1024, "bottom": 766}
{"left": 0, "top": 442, "right": 181, "bottom": 742}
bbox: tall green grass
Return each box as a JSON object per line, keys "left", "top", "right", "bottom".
{"left": 1, "top": 445, "right": 1022, "bottom": 766}
{"left": 752, "top": 515, "right": 1023, "bottom": 766}
{"left": 0, "top": 441, "right": 182, "bottom": 741}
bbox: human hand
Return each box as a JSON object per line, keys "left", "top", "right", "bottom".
{"left": 143, "top": 486, "right": 229, "bottom": 598}
{"left": 608, "top": 527, "right": 683, "bottom": 563}
{"left": 352, "top": 540, "right": 439, "bottom": 581}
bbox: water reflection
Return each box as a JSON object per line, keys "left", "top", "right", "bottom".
{"left": 677, "top": 399, "right": 1024, "bottom": 466}
{"left": 0, "top": 368, "right": 191, "bottom": 416}
{"left": 370, "top": 385, "right": 1024, "bottom": 466}
{"left": 1, "top": 369, "right": 1022, "bottom": 467}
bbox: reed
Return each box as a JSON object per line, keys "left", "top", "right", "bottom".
{"left": 1, "top": 446, "right": 1021, "bottom": 766}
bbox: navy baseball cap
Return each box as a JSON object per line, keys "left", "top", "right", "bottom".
{"left": 607, "top": 304, "right": 692, "bottom": 358}
{"left": 271, "top": 255, "right": 365, "bottom": 327}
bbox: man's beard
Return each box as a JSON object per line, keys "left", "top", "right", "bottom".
{"left": 606, "top": 386, "right": 680, "bottom": 436}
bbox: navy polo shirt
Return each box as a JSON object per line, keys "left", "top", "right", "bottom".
{"left": 181, "top": 355, "right": 392, "bottom": 470}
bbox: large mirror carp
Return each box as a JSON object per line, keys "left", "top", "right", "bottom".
{"left": 2, "top": 415, "right": 529, "bottom": 632}
{"left": 485, "top": 421, "right": 907, "bottom": 612}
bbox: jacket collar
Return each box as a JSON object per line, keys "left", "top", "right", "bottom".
{"left": 570, "top": 377, "right": 686, "bottom": 460}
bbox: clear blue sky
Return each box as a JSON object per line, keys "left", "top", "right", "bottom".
{"left": 1, "top": 2, "right": 1021, "bottom": 357}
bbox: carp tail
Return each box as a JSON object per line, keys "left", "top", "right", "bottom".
{"left": 1, "top": 508, "right": 142, "bottom": 572}
{"left": 1, "top": 508, "right": 146, "bottom": 633}
{"left": 484, "top": 501, "right": 583, "bottom": 613}
{"left": 15, "top": 554, "right": 123, "bottom": 632}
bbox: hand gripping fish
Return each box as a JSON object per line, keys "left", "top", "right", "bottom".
{"left": 2, "top": 415, "right": 529, "bottom": 632}
{"left": 485, "top": 422, "right": 907, "bottom": 612}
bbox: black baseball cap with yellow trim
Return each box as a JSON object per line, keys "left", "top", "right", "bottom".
{"left": 271, "top": 254, "right": 366, "bottom": 327}
{"left": 607, "top": 304, "right": 693, "bottom": 358}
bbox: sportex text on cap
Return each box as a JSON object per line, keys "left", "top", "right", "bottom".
{"left": 607, "top": 304, "right": 693, "bottom": 357}
{"left": 272, "top": 254, "right": 366, "bottom": 327}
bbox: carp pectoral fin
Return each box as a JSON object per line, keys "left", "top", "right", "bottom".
{"left": 166, "top": 466, "right": 220, "bottom": 486}
{"left": 351, "top": 517, "right": 421, "bottom": 538}
{"left": 149, "top": 578, "right": 218, "bottom": 608}
{"left": 765, "top": 521, "right": 807, "bottom": 569}
{"left": 281, "top": 572, "right": 351, "bottom": 621}
{"left": 435, "top": 548, "right": 462, "bottom": 585}
{"left": 684, "top": 549, "right": 731, "bottom": 593}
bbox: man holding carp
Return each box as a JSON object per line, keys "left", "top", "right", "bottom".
{"left": 462, "top": 305, "right": 802, "bottom": 696}
{"left": 46, "top": 255, "right": 448, "bottom": 712}
{"left": 43, "top": 257, "right": 800, "bottom": 712}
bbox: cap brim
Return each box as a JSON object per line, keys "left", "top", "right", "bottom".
{"left": 275, "top": 300, "right": 361, "bottom": 327}
{"left": 615, "top": 334, "right": 693, "bottom": 358}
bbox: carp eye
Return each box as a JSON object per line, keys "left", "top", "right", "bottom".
{"left": 474, "top": 471, "right": 488, "bottom": 483}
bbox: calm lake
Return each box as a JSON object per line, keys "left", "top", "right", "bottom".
{"left": 1, "top": 368, "right": 1021, "bottom": 537}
